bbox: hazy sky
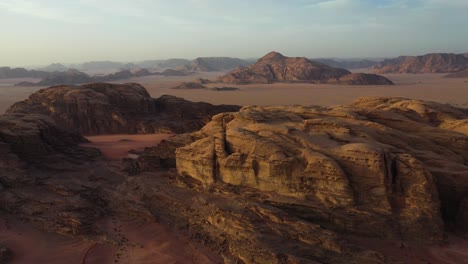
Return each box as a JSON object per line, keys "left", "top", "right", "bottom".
{"left": 1, "top": 0, "right": 467, "bottom": 66}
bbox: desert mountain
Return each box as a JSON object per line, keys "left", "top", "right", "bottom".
{"left": 151, "top": 58, "right": 191, "bottom": 69}
{"left": 40, "top": 63, "right": 69, "bottom": 72}
{"left": 180, "top": 57, "right": 252, "bottom": 72}
{"left": 0, "top": 67, "right": 48, "bottom": 79}
{"left": 219, "top": 51, "right": 393, "bottom": 85}
{"left": 314, "top": 58, "right": 380, "bottom": 69}
{"left": 7, "top": 83, "right": 240, "bottom": 134}
{"left": 371, "top": 53, "right": 468, "bottom": 74}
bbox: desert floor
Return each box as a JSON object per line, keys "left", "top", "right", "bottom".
{"left": 0, "top": 215, "right": 222, "bottom": 264}
{"left": 82, "top": 134, "right": 173, "bottom": 160}
{"left": 1, "top": 72, "right": 468, "bottom": 113}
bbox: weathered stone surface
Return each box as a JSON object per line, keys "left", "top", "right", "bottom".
{"left": 218, "top": 51, "right": 393, "bottom": 85}
{"left": 177, "top": 97, "right": 468, "bottom": 240}
{"left": 7, "top": 83, "right": 241, "bottom": 135}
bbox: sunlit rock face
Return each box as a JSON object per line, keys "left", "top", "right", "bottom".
{"left": 177, "top": 97, "right": 468, "bottom": 240}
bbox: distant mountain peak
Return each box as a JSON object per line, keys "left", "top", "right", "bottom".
{"left": 260, "top": 51, "right": 286, "bottom": 60}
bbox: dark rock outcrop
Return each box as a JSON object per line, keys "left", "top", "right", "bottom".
{"left": 176, "top": 97, "right": 468, "bottom": 240}
{"left": 371, "top": 53, "right": 468, "bottom": 74}
{"left": 219, "top": 51, "right": 393, "bottom": 85}
{"left": 7, "top": 83, "right": 241, "bottom": 135}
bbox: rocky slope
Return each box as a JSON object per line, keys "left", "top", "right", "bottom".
{"left": 7, "top": 83, "right": 240, "bottom": 135}
{"left": 371, "top": 53, "right": 468, "bottom": 74}
{"left": 176, "top": 97, "right": 468, "bottom": 240}
{"left": 219, "top": 51, "right": 393, "bottom": 85}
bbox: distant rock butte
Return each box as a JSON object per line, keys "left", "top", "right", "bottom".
{"left": 371, "top": 53, "right": 468, "bottom": 74}
{"left": 7, "top": 83, "right": 241, "bottom": 135}
{"left": 176, "top": 97, "right": 468, "bottom": 240}
{"left": 218, "top": 51, "right": 393, "bottom": 85}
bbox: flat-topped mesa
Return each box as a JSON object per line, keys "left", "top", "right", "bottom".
{"left": 218, "top": 51, "right": 393, "bottom": 85}
{"left": 176, "top": 97, "right": 468, "bottom": 240}
{"left": 7, "top": 83, "right": 241, "bottom": 135}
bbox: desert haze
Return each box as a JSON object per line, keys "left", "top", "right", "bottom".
{"left": 1, "top": 0, "right": 468, "bottom": 264}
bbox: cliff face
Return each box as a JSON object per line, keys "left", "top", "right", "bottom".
{"left": 371, "top": 53, "right": 468, "bottom": 74}
{"left": 7, "top": 83, "right": 241, "bottom": 135}
{"left": 219, "top": 51, "right": 393, "bottom": 85}
{"left": 176, "top": 97, "right": 468, "bottom": 240}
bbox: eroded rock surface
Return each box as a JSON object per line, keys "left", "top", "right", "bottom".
{"left": 177, "top": 97, "right": 468, "bottom": 240}
{"left": 7, "top": 83, "right": 240, "bottom": 135}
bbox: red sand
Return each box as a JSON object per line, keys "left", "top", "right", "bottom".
{"left": 81, "top": 134, "right": 173, "bottom": 160}
{"left": 351, "top": 236, "right": 468, "bottom": 264}
{"left": 0, "top": 216, "right": 222, "bottom": 264}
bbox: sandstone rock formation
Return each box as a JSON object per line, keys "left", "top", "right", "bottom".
{"left": 176, "top": 97, "right": 468, "bottom": 240}
{"left": 7, "top": 83, "right": 241, "bottom": 135}
{"left": 371, "top": 53, "right": 468, "bottom": 74}
{"left": 219, "top": 51, "right": 393, "bottom": 85}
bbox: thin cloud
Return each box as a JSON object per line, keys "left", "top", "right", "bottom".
{"left": 0, "top": 0, "right": 95, "bottom": 24}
